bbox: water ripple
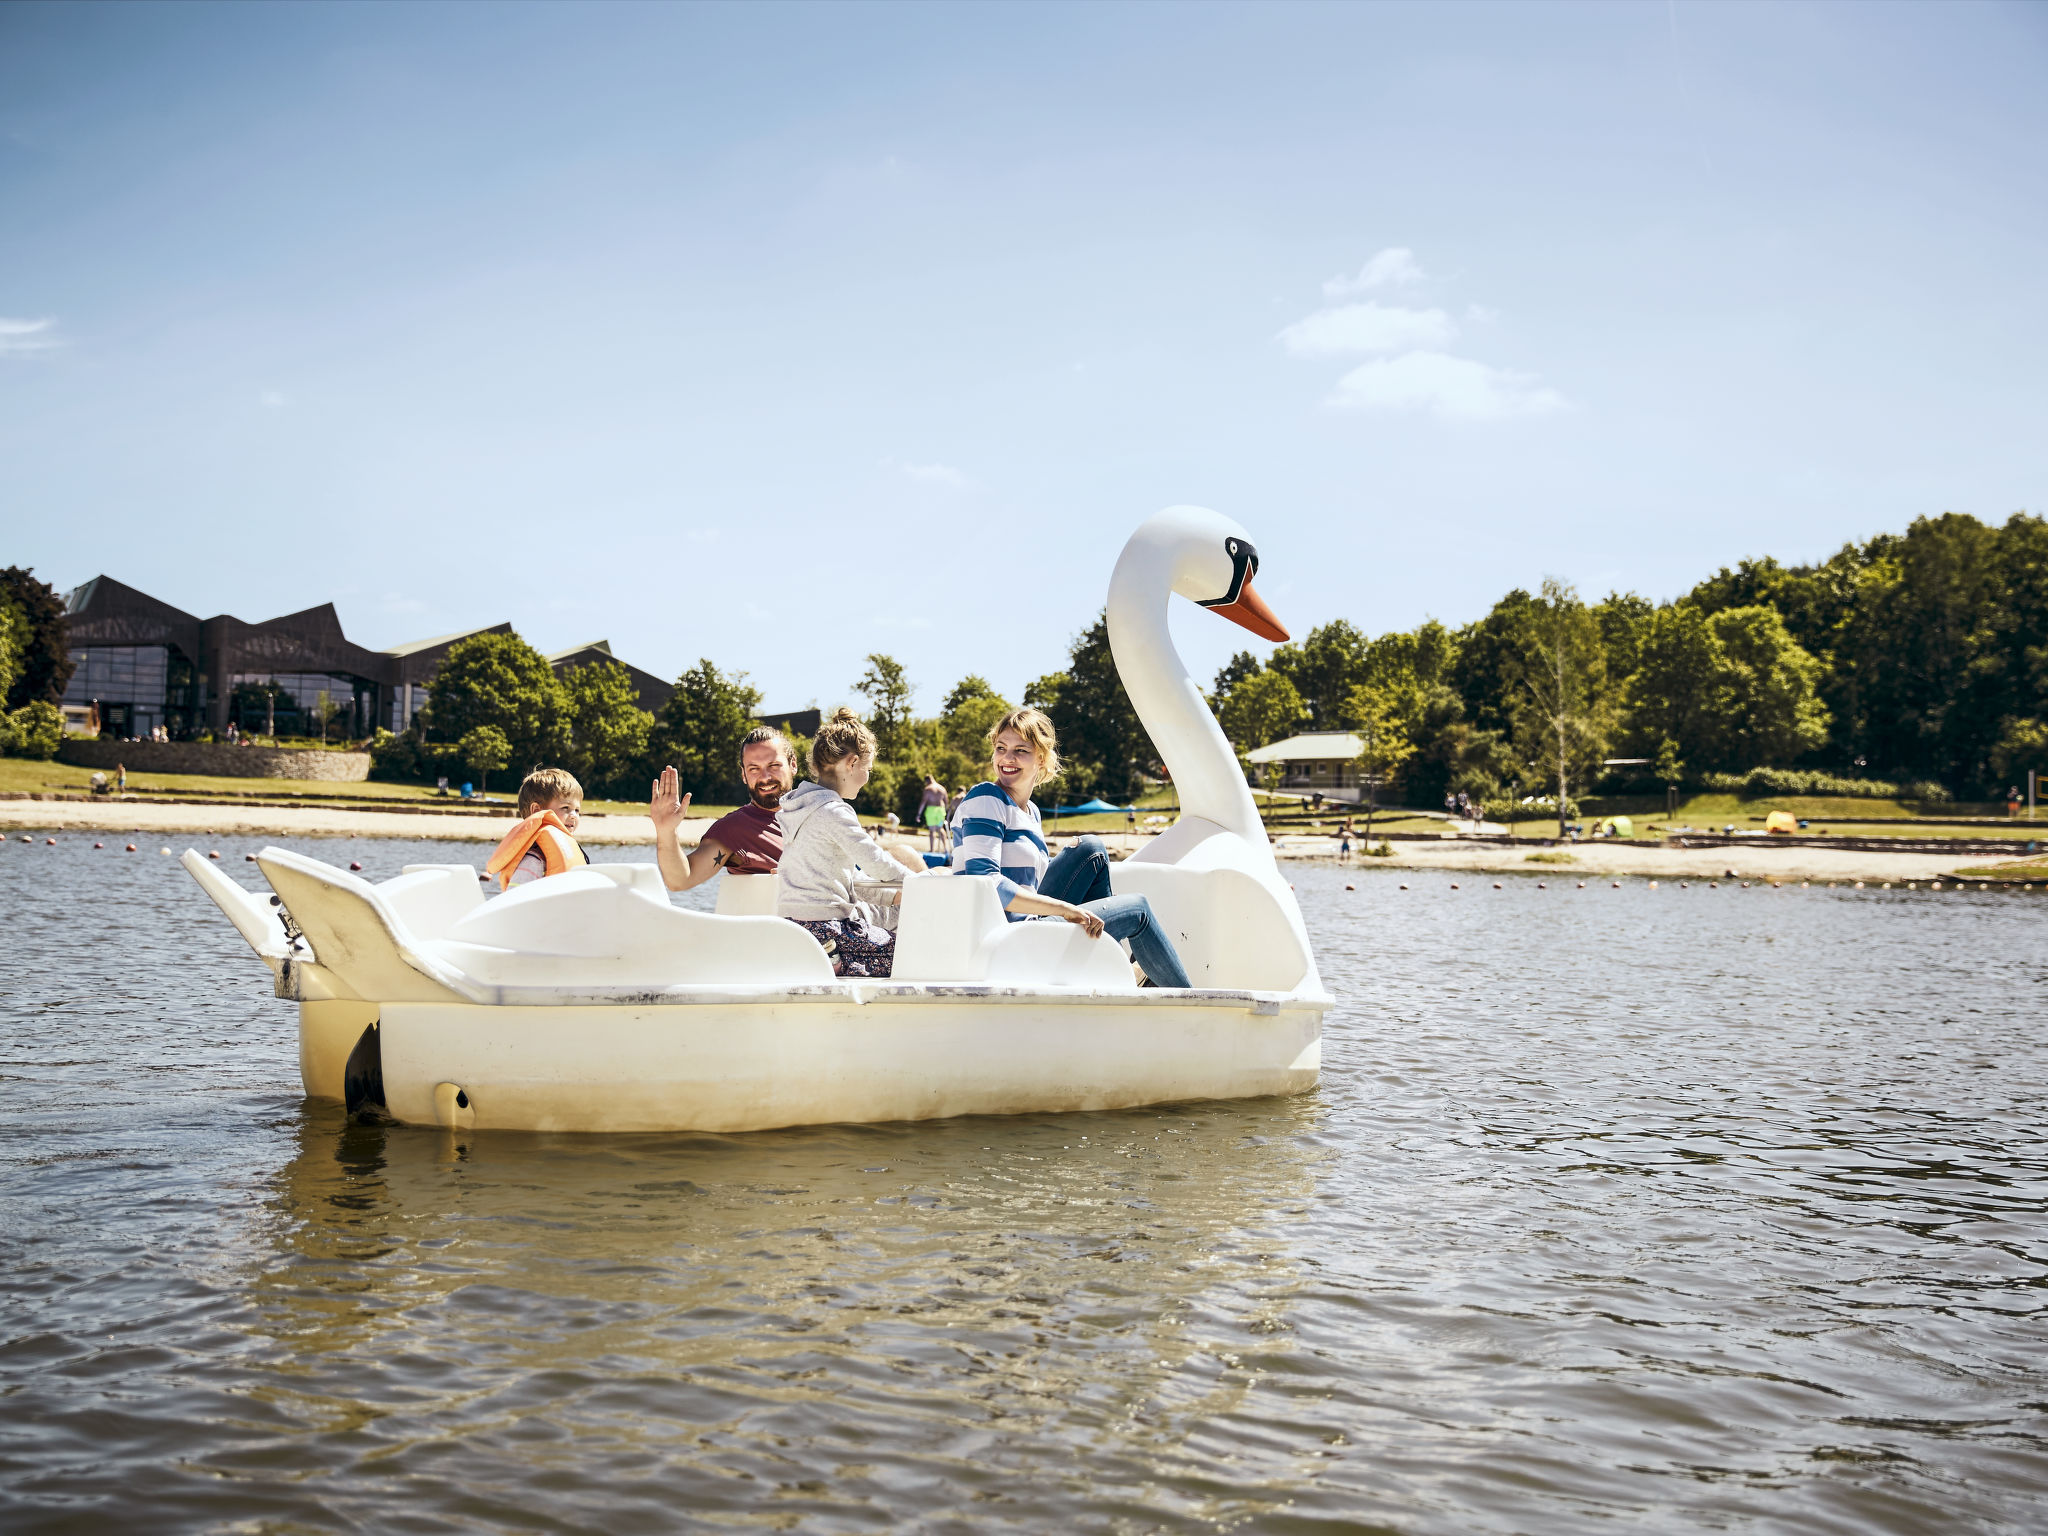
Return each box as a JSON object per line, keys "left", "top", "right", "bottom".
{"left": 1, "top": 837, "right": 2044, "bottom": 1531}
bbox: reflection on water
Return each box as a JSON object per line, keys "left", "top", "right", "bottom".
{"left": 2, "top": 834, "right": 2046, "bottom": 1531}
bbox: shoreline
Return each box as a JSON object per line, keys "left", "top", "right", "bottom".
{"left": 3, "top": 796, "right": 2025, "bottom": 881}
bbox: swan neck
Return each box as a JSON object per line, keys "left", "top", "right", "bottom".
{"left": 1107, "top": 555, "right": 1268, "bottom": 856}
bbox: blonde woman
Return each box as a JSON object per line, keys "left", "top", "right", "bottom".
{"left": 776, "top": 707, "right": 927, "bottom": 977}
{"left": 951, "top": 708, "right": 1192, "bottom": 988}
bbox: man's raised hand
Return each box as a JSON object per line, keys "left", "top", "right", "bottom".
{"left": 649, "top": 766, "right": 692, "bottom": 834}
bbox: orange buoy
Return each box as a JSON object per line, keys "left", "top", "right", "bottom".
{"left": 126, "top": 843, "right": 137, "bottom": 852}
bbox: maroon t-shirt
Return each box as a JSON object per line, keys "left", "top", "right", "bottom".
{"left": 707, "top": 801, "right": 782, "bottom": 875}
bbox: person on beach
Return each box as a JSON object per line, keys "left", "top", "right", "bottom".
{"left": 648, "top": 727, "right": 796, "bottom": 893}
{"left": 486, "top": 767, "right": 590, "bottom": 890}
{"left": 918, "top": 774, "right": 949, "bottom": 853}
{"left": 951, "top": 708, "right": 1193, "bottom": 988}
{"left": 776, "top": 708, "right": 927, "bottom": 977}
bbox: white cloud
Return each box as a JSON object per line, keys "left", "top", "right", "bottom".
{"left": 1327, "top": 351, "right": 1567, "bottom": 421}
{"left": 1323, "top": 248, "right": 1426, "bottom": 298}
{"left": 0, "top": 317, "right": 61, "bottom": 356}
{"left": 886, "top": 458, "right": 968, "bottom": 488}
{"left": 259, "top": 389, "right": 286, "bottom": 409}
{"left": 1278, "top": 302, "right": 1456, "bottom": 356}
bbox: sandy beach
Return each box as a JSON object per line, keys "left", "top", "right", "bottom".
{"left": 5, "top": 795, "right": 2023, "bottom": 881}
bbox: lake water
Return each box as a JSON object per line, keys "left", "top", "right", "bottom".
{"left": 3, "top": 833, "right": 2045, "bottom": 1533}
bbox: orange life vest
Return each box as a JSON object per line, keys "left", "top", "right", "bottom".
{"left": 485, "top": 809, "right": 587, "bottom": 891}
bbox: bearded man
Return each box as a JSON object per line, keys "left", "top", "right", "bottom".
{"left": 648, "top": 727, "right": 794, "bottom": 892}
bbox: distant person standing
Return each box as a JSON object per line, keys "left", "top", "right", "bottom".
{"left": 2009, "top": 785, "right": 2022, "bottom": 819}
{"left": 918, "top": 774, "right": 948, "bottom": 852}
{"left": 115, "top": 762, "right": 126, "bottom": 793}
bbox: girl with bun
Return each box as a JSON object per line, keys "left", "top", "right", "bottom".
{"left": 774, "top": 707, "right": 927, "bottom": 977}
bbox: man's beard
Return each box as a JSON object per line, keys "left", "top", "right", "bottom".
{"left": 748, "top": 783, "right": 786, "bottom": 809}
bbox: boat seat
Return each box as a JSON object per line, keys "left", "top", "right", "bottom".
{"left": 432, "top": 866, "right": 834, "bottom": 988}
{"left": 714, "top": 873, "right": 778, "bottom": 916}
{"left": 892, "top": 872, "right": 1135, "bottom": 987}
{"left": 1109, "top": 861, "right": 1310, "bottom": 991}
{"left": 381, "top": 864, "right": 485, "bottom": 941}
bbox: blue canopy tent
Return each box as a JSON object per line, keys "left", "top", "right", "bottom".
{"left": 1050, "top": 798, "right": 1132, "bottom": 815}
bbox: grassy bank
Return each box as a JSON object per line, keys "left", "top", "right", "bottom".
{"left": 0, "top": 758, "right": 666, "bottom": 819}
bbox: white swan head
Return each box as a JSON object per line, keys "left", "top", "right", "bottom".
{"left": 1124, "top": 505, "right": 1290, "bottom": 642}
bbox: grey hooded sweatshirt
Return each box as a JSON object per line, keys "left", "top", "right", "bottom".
{"left": 775, "top": 780, "right": 911, "bottom": 926}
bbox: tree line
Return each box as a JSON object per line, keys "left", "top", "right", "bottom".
{"left": 1205, "top": 510, "right": 2048, "bottom": 825}
{"left": 12, "top": 510, "right": 2043, "bottom": 820}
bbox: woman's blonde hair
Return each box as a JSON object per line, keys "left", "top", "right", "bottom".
{"left": 809, "top": 706, "right": 878, "bottom": 777}
{"left": 990, "top": 707, "right": 1060, "bottom": 781}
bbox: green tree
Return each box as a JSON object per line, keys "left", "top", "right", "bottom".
{"left": 0, "top": 568, "right": 76, "bottom": 711}
{"left": 1990, "top": 718, "right": 2048, "bottom": 790}
{"left": 1709, "top": 605, "right": 1831, "bottom": 767}
{"left": 561, "top": 661, "right": 654, "bottom": 790}
{"left": 459, "top": 724, "right": 512, "bottom": 794}
{"left": 1624, "top": 604, "right": 1828, "bottom": 772}
{"left": 427, "top": 631, "right": 567, "bottom": 773}
{"left": 1212, "top": 651, "right": 1263, "bottom": 705}
{"left": 1594, "top": 591, "right": 1654, "bottom": 683}
{"left": 2, "top": 700, "right": 64, "bottom": 759}
{"left": 647, "top": 659, "right": 763, "bottom": 801}
{"left": 854, "top": 654, "right": 915, "bottom": 755}
{"left": 1268, "top": 620, "right": 1368, "bottom": 729}
{"left": 941, "top": 675, "right": 1000, "bottom": 715}
{"left": 0, "top": 591, "right": 23, "bottom": 706}
{"left": 1450, "top": 589, "right": 1543, "bottom": 738}
{"left": 1217, "top": 669, "right": 1305, "bottom": 759}
{"left": 1623, "top": 605, "right": 1726, "bottom": 769}
{"left": 941, "top": 688, "right": 1013, "bottom": 759}
{"left": 1509, "top": 577, "right": 1613, "bottom": 838}
{"left": 1035, "top": 613, "right": 1151, "bottom": 803}
{"left": 1344, "top": 684, "right": 1416, "bottom": 845}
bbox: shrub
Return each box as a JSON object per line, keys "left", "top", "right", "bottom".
{"left": 1, "top": 700, "right": 62, "bottom": 759}
{"left": 1697, "top": 767, "right": 1917, "bottom": 800}
{"left": 1900, "top": 779, "right": 1953, "bottom": 805}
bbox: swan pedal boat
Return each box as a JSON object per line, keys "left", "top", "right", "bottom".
{"left": 185, "top": 509, "right": 1331, "bottom": 1134}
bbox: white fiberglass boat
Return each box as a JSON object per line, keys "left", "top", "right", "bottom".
{"left": 186, "top": 508, "right": 1330, "bottom": 1134}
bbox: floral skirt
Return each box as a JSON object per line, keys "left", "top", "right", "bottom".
{"left": 792, "top": 917, "right": 896, "bottom": 978}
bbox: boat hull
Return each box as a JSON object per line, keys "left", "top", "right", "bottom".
{"left": 340, "top": 990, "right": 1325, "bottom": 1134}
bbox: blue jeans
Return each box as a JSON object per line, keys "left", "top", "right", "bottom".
{"left": 1036, "top": 835, "right": 1193, "bottom": 988}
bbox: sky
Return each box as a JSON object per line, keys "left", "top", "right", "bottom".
{"left": 3, "top": 1, "right": 2044, "bottom": 714}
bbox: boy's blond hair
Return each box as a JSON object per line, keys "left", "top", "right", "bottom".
{"left": 518, "top": 766, "right": 583, "bottom": 817}
{"left": 808, "top": 707, "right": 877, "bottom": 777}
{"left": 990, "top": 707, "right": 1061, "bottom": 781}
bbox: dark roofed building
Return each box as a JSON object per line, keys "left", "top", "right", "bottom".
{"left": 58, "top": 577, "right": 673, "bottom": 743}
{"left": 757, "top": 708, "right": 822, "bottom": 738}
{"left": 383, "top": 623, "right": 514, "bottom": 732}
{"left": 545, "top": 640, "right": 675, "bottom": 715}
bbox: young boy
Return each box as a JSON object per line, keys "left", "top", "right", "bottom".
{"left": 485, "top": 767, "right": 591, "bottom": 890}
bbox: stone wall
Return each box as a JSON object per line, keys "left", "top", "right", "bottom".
{"left": 58, "top": 740, "right": 372, "bottom": 782}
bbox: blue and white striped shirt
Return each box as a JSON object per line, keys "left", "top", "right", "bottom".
{"left": 949, "top": 781, "right": 1046, "bottom": 918}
